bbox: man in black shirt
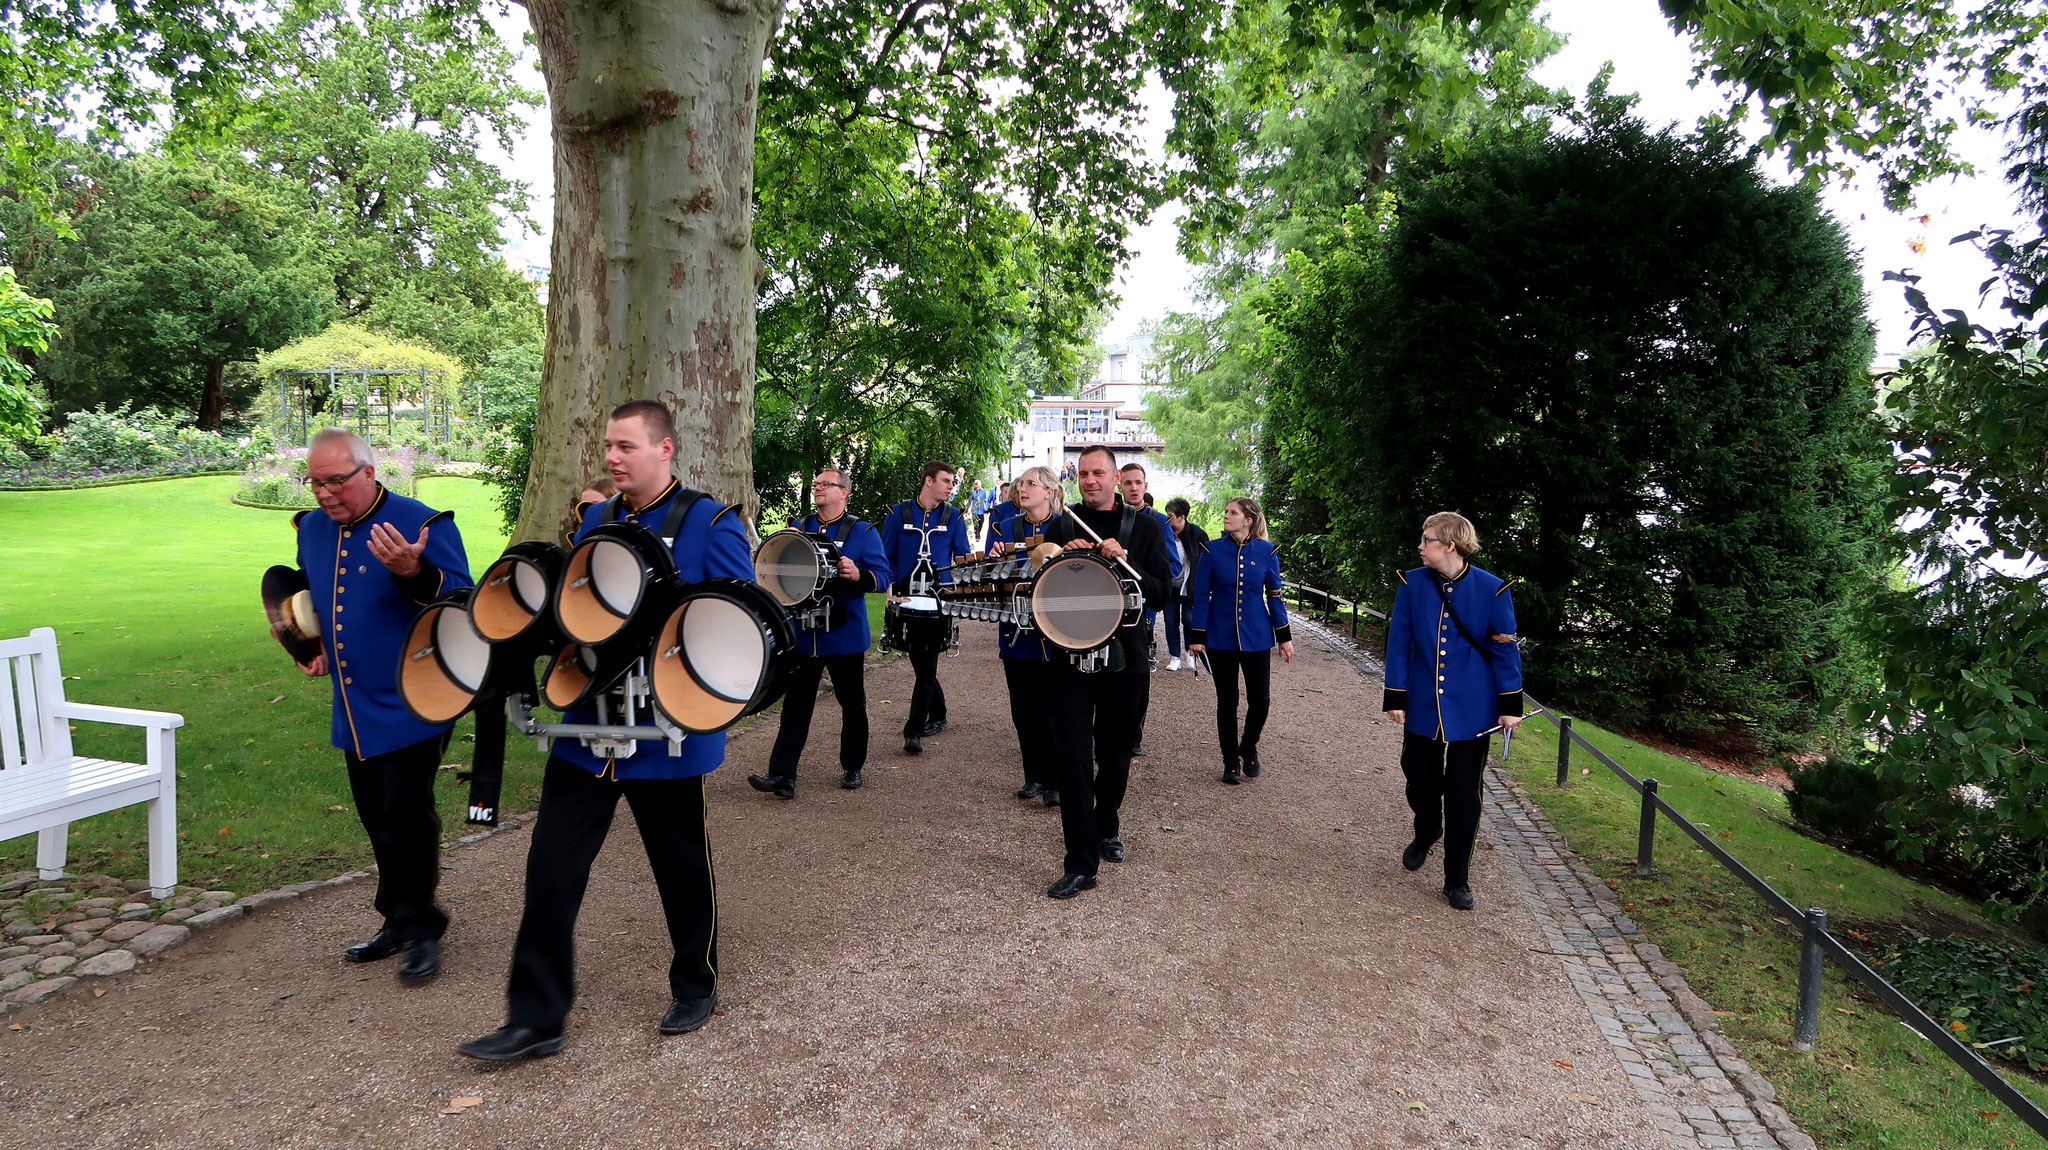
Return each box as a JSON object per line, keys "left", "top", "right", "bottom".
{"left": 1038, "top": 444, "right": 1173, "bottom": 899}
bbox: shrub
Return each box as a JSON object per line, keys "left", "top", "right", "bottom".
{"left": 236, "top": 444, "right": 415, "bottom": 508}
{"left": 1787, "top": 756, "right": 1909, "bottom": 854}
{"left": 1880, "top": 935, "right": 2048, "bottom": 1071}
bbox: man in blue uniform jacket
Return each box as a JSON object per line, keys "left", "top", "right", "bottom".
{"left": 880, "top": 461, "right": 970, "bottom": 753}
{"left": 1382, "top": 511, "right": 1525, "bottom": 911}
{"left": 291, "top": 427, "right": 471, "bottom": 983}
{"left": 461, "top": 400, "right": 753, "bottom": 1062}
{"left": 747, "top": 466, "right": 888, "bottom": 797}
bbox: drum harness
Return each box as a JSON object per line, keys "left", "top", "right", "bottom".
{"left": 506, "top": 485, "right": 710, "bottom": 761}
{"left": 891, "top": 500, "right": 961, "bottom": 656}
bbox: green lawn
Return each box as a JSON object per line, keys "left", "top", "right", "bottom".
{"left": 1501, "top": 714, "right": 2048, "bottom": 1149}
{"left": 0, "top": 475, "right": 531, "bottom": 894}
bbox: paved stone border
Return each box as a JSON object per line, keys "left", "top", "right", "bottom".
{"left": 0, "top": 811, "right": 534, "bottom": 1014}
{"left": 1485, "top": 771, "right": 1816, "bottom": 1150}
{"left": 1292, "top": 614, "right": 1817, "bottom": 1150}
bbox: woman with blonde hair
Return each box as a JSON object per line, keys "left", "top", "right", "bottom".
{"left": 1188, "top": 497, "right": 1294, "bottom": 785}
{"left": 988, "top": 466, "right": 1066, "bottom": 804}
{"left": 1382, "top": 511, "right": 1524, "bottom": 911}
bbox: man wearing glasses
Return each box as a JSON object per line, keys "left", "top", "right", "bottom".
{"left": 289, "top": 427, "right": 471, "bottom": 982}
{"left": 747, "top": 468, "right": 888, "bottom": 797}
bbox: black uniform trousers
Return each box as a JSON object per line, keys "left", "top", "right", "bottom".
{"left": 1399, "top": 731, "right": 1491, "bottom": 889}
{"left": 903, "top": 645, "right": 948, "bottom": 736}
{"left": 766, "top": 652, "right": 868, "bottom": 778}
{"left": 1047, "top": 664, "right": 1146, "bottom": 877}
{"left": 1207, "top": 648, "right": 1272, "bottom": 766}
{"left": 343, "top": 733, "right": 450, "bottom": 943}
{"left": 1001, "top": 655, "right": 1058, "bottom": 789}
{"left": 507, "top": 756, "right": 717, "bottom": 1031}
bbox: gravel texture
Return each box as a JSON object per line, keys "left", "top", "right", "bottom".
{"left": 0, "top": 627, "right": 1681, "bottom": 1148}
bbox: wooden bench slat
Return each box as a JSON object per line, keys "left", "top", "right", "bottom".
{"left": 0, "top": 657, "right": 20, "bottom": 772}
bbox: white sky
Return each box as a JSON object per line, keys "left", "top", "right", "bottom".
{"left": 487, "top": 0, "right": 2028, "bottom": 365}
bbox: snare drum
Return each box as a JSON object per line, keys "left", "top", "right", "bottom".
{"left": 1029, "top": 551, "right": 1141, "bottom": 653}
{"left": 753, "top": 530, "right": 840, "bottom": 629}
{"left": 882, "top": 598, "right": 954, "bottom": 654}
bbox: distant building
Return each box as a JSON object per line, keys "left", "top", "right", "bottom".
{"left": 1002, "top": 332, "right": 1207, "bottom": 501}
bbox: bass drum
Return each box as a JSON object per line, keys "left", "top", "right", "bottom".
{"left": 753, "top": 529, "right": 834, "bottom": 609}
{"left": 650, "top": 578, "right": 799, "bottom": 734}
{"left": 1030, "top": 551, "right": 1140, "bottom": 653}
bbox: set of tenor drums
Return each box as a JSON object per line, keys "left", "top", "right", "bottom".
{"left": 397, "top": 522, "right": 797, "bottom": 734}
{"left": 937, "top": 549, "right": 1140, "bottom": 655}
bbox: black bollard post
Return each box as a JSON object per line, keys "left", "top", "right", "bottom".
{"left": 1556, "top": 716, "right": 1573, "bottom": 787}
{"left": 1636, "top": 779, "right": 1659, "bottom": 878}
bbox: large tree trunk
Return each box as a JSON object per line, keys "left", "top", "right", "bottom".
{"left": 197, "top": 356, "right": 226, "bottom": 429}
{"left": 517, "top": 0, "right": 784, "bottom": 544}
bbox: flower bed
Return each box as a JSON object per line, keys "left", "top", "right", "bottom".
{"left": 0, "top": 458, "right": 248, "bottom": 491}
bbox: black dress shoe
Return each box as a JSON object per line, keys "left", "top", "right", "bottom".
{"left": 1131, "top": 742, "right": 1147, "bottom": 757}
{"left": 458, "top": 1024, "right": 564, "bottom": 1062}
{"left": 1445, "top": 885, "right": 1475, "bottom": 910}
{"left": 344, "top": 929, "right": 400, "bottom": 964}
{"left": 747, "top": 773, "right": 795, "bottom": 799}
{"left": 922, "top": 718, "right": 948, "bottom": 737}
{"left": 1041, "top": 788, "right": 1060, "bottom": 807}
{"left": 1241, "top": 754, "right": 1262, "bottom": 778}
{"left": 903, "top": 735, "right": 922, "bottom": 754}
{"left": 1047, "top": 873, "right": 1098, "bottom": 899}
{"left": 841, "top": 769, "right": 863, "bottom": 790}
{"left": 659, "top": 993, "right": 718, "bottom": 1035}
{"left": 1100, "top": 837, "right": 1125, "bottom": 863}
{"left": 396, "top": 938, "right": 441, "bottom": 982}
{"left": 1015, "top": 782, "right": 1046, "bottom": 800}
{"left": 1402, "top": 838, "right": 1436, "bottom": 872}
{"left": 1222, "top": 766, "right": 1242, "bottom": 785}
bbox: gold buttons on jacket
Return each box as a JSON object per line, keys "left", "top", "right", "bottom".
{"left": 340, "top": 549, "right": 348, "bottom": 557}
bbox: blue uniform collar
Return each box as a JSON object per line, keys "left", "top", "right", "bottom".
{"left": 342, "top": 484, "right": 391, "bottom": 527}
{"left": 623, "top": 479, "right": 682, "bottom": 516}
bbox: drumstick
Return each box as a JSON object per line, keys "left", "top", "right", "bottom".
{"left": 1059, "top": 505, "right": 1147, "bottom": 584}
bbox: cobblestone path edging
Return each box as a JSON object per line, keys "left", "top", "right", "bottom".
{"left": 1293, "top": 612, "right": 1818, "bottom": 1150}
{"left": 0, "top": 813, "right": 533, "bottom": 1014}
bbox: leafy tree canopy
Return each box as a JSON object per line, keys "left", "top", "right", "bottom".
{"left": 0, "top": 266, "right": 56, "bottom": 440}
{"left": 0, "top": 146, "right": 334, "bottom": 426}
{"left": 1266, "top": 90, "right": 1890, "bottom": 745}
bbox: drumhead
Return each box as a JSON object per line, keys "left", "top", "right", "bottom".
{"left": 471, "top": 543, "right": 564, "bottom": 643}
{"left": 557, "top": 524, "right": 675, "bottom": 645}
{"left": 651, "top": 580, "right": 797, "bottom": 734}
{"left": 754, "top": 531, "right": 827, "bottom": 607}
{"left": 1031, "top": 553, "right": 1129, "bottom": 651}
{"left": 400, "top": 594, "right": 495, "bottom": 724}
{"left": 539, "top": 642, "right": 601, "bottom": 711}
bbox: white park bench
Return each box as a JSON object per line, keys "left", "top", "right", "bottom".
{"left": 0, "top": 627, "right": 182, "bottom": 898}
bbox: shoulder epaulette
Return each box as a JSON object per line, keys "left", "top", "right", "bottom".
{"left": 710, "top": 504, "right": 739, "bottom": 526}
{"left": 423, "top": 509, "right": 454, "bottom": 526}
{"left": 1396, "top": 570, "right": 1409, "bottom": 585}
{"left": 573, "top": 499, "right": 596, "bottom": 521}
{"left": 291, "top": 509, "right": 312, "bottom": 529}
{"left": 1495, "top": 576, "right": 1518, "bottom": 596}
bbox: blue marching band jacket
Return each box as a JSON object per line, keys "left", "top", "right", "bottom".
{"left": 293, "top": 485, "right": 472, "bottom": 759}
{"left": 1144, "top": 505, "right": 1184, "bottom": 585}
{"left": 554, "top": 480, "right": 755, "bottom": 781}
{"left": 1186, "top": 534, "right": 1291, "bottom": 652}
{"left": 1382, "top": 564, "right": 1526, "bottom": 743}
{"left": 988, "top": 510, "right": 1060, "bottom": 661}
{"left": 786, "top": 510, "right": 888, "bottom": 658}
{"left": 879, "top": 499, "right": 970, "bottom": 593}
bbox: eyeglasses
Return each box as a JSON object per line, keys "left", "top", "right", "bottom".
{"left": 814, "top": 481, "right": 846, "bottom": 489}
{"left": 308, "top": 463, "right": 367, "bottom": 492}
{"left": 1017, "top": 479, "right": 1048, "bottom": 490}
{"left": 1421, "top": 535, "right": 1445, "bottom": 545}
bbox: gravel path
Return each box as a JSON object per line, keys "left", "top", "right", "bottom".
{"left": 0, "top": 627, "right": 1677, "bottom": 1148}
